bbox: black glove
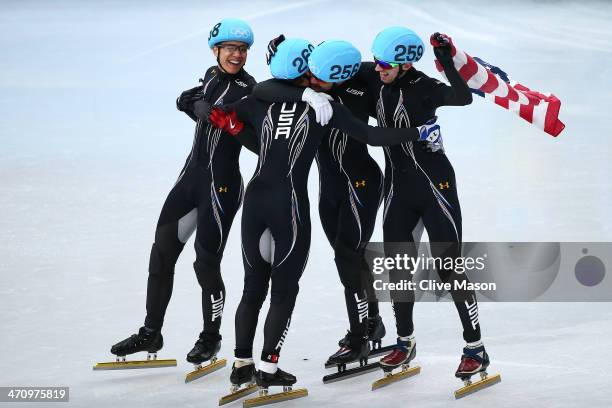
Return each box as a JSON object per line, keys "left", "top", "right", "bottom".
{"left": 176, "top": 84, "right": 203, "bottom": 112}
{"left": 430, "top": 32, "right": 453, "bottom": 64}
{"left": 193, "top": 100, "right": 212, "bottom": 121}
{"left": 265, "top": 34, "right": 286, "bottom": 65}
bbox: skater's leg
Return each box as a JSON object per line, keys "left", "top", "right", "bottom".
{"left": 234, "top": 200, "right": 271, "bottom": 360}
{"left": 144, "top": 177, "right": 197, "bottom": 330}
{"left": 383, "top": 199, "right": 421, "bottom": 338}
{"left": 421, "top": 174, "right": 481, "bottom": 343}
{"left": 259, "top": 211, "right": 311, "bottom": 372}
{"left": 193, "top": 175, "right": 243, "bottom": 335}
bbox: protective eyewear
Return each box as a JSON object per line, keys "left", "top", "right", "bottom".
{"left": 218, "top": 44, "right": 249, "bottom": 54}
{"left": 374, "top": 57, "right": 400, "bottom": 69}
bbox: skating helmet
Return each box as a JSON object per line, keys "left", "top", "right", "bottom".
{"left": 308, "top": 40, "right": 362, "bottom": 83}
{"left": 269, "top": 38, "right": 314, "bottom": 80}
{"left": 371, "top": 26, "right": 424, "bottom": 64}
{"left": 208, "top": 18, "right": 254, "bottom": 49}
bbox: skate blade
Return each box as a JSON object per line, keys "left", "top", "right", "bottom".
{"left": 218, "top": 384, "right": 258, "bottom": 406}
{"left": 454, "top": 373, "right": 501, "bottom": 399}
{"left": 185, "top": 358, "right": 227, "bottom": 383}
{"left": 324, "top": 344, "right": 394, "bottom": 369}
{"left": 93, "top": 359, "right": 177, "bottom": 370}
{"left": 323, "top": 362, "right": 381, "bottom": 383}
{"left": 243, "top": 388, "right": 308, "bottom": 408}
{"left": 371, "top": 365, "right": 421, "bottom": 390}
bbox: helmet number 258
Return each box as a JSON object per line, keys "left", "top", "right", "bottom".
{"left": 329, "top": 63, "right": 361, "bottom": 81}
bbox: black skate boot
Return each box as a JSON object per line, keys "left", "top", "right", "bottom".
{"left": 231, "top": 362, "right": 256, "bottom": 387}
{"left": 186, "top": 331, "right": 221, "bottom": 364}
{"left": 255, "top": 368, "right": 297, "bottom": 388}
{"left": 110, "top": 326, "right": 163, "bottom": 357}
{"left": 323, "top": 334, "right": 382, "bottom": 383}
{"left": 184, "top": 332, "right": 225, "bottom": 383}
{"left": 326, "top": 332, "right": 369, "bottom": 366}
{"left": 218, "top": 362, "right": 258, "bottom": 405}
{"left": 338, "top": 315, "right": 386, "bottom": 348}
{"left": 367, "top": 315, "right": 386, "bottom": 349}
{"left": 94, "top": 326, "right": 176, "bottom": 370}
{"left": 244, "top": 368, "right": 307, "bottom": 406}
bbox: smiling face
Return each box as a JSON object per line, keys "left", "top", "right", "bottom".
{"left": 213, "top": 41, "right": 248, "bottom": 74}
{"left": 375, "top": 62, "right": 412, "bottom": 84}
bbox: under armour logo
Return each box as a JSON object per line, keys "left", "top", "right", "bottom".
{"left": 438, "top": 181, "right": 450, "bottom": 190}
{"left": 355, "top": 180, "right": 366, "bottom": 188}
{"left": 218, "top": 186, "right": 228, "bottom": 193}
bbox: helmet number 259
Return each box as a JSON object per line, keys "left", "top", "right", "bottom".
{"left": 394, "top": 44, "right": 424, "bottom": 62}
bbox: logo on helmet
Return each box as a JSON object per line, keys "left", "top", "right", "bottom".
{"left": 230, "top": 28, "right": 249, "bottom": 38}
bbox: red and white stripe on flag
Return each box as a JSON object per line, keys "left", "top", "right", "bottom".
{"left": 434, "top": 39, "right": 565, "bottom": 137}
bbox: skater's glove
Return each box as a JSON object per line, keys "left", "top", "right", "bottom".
{"left": 302, "top": 87, "right": 334, "bottom": 126}
{"left": 209, "top": 107, "right": 244, "bottom": 136}
{"left": 193, "top": 100, "right": 212, "bottom": 121}
{"left": 430, "top": 32, "right": 454, "bottom": 64}
{"left": 266, "top": 34, "right": 286, "bottom": 65}
{"left": 176, "top": 84, "right": 204, "bottom": 112}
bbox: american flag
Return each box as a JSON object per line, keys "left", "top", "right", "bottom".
{"left": 433, "top": 35, "right": 565, "bottom": 137}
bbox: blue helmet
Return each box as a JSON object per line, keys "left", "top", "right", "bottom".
{"left": 208, "top": 18, "right": 254, "bottom": 49}
{"left": 269, "top": 38, "right": 314, "bottom": 80}
{"left": 371, "top": 26, "right": 424, "bottom": 64}
{"left": 308, "top": 40, "right": 362, "bottom": 83}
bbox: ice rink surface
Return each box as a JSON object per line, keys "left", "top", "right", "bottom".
{"left": 1, "top": 1, "right": 612, "bottom": 407}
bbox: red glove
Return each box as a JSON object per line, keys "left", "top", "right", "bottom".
{"left": 430, "top": 32, "right": 454, "bottom": 63}
{"left": 209, "top": 107, "right": 244, "bottom": 136}
{"left": 430, "top": 32, "right": 453, "bottom": 47}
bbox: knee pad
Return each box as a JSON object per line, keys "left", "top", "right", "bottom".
{"left": 270, "top": 280, "right": 299, "bottom": 305}
{"left": 193, "top": 240, "right": 222, "bottom": 287}
{"left": 333, "top": 241, "right": 364, "bottom": 290}
{"left": 241, "top": 287, "right": 268, "bottom": 307}
{"left": 148, "top": 243, "right": 173, "bottom": 277}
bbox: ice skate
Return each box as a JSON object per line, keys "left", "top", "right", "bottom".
{"left": 454, "top": 344, "right": 501, "bottom": 399}
{"left": 243, "top": 368, "right": 307, "bottom": 407}
{"left": 185, "top": 332, "right": 226, "bottom": 382}
{"left": 371, "top": 338, "right": 420, "bottom": 390}
{"left": 328, "top": 316, "right": 393, "bottom": 368}
{"left": 218, "top": 362, "right": 258, "bottom": 405}
{"left": 323, "top": 333, "right": 379, "bottom": 383}
{"left": 93, "top": 326, "right": 177, "bottom": 370}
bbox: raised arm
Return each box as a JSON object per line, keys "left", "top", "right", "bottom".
{"left": 427, "top": 33, "right": 473, "bottom": 108}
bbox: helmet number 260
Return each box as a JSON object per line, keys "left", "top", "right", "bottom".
{"left": 292, "top": 45, "right": 316, "bottom": 74}
{"left": 329, "top": 63, "right": 361, "bottom": 81}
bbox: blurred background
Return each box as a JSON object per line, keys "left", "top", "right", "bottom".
{"left": 1, "top": 1, "right": 611, "bottom": 407}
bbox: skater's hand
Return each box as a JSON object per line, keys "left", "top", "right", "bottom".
{"left": 266, "top": 34, "right": 286, "bottom": 65}
{"left": 193, "top": 100, "right": 211, "bottom": 121}
{"left": 430, "top": 32, "right": 454, "bottom": 63}
{"left": 301, "top": 88, "right": 334, "bottom": 126}
{"left": 209, "top": 107, "right": 244, "bottom": 136}
{"left": 177, "top": 85, "right": 204, "bottom": 112}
